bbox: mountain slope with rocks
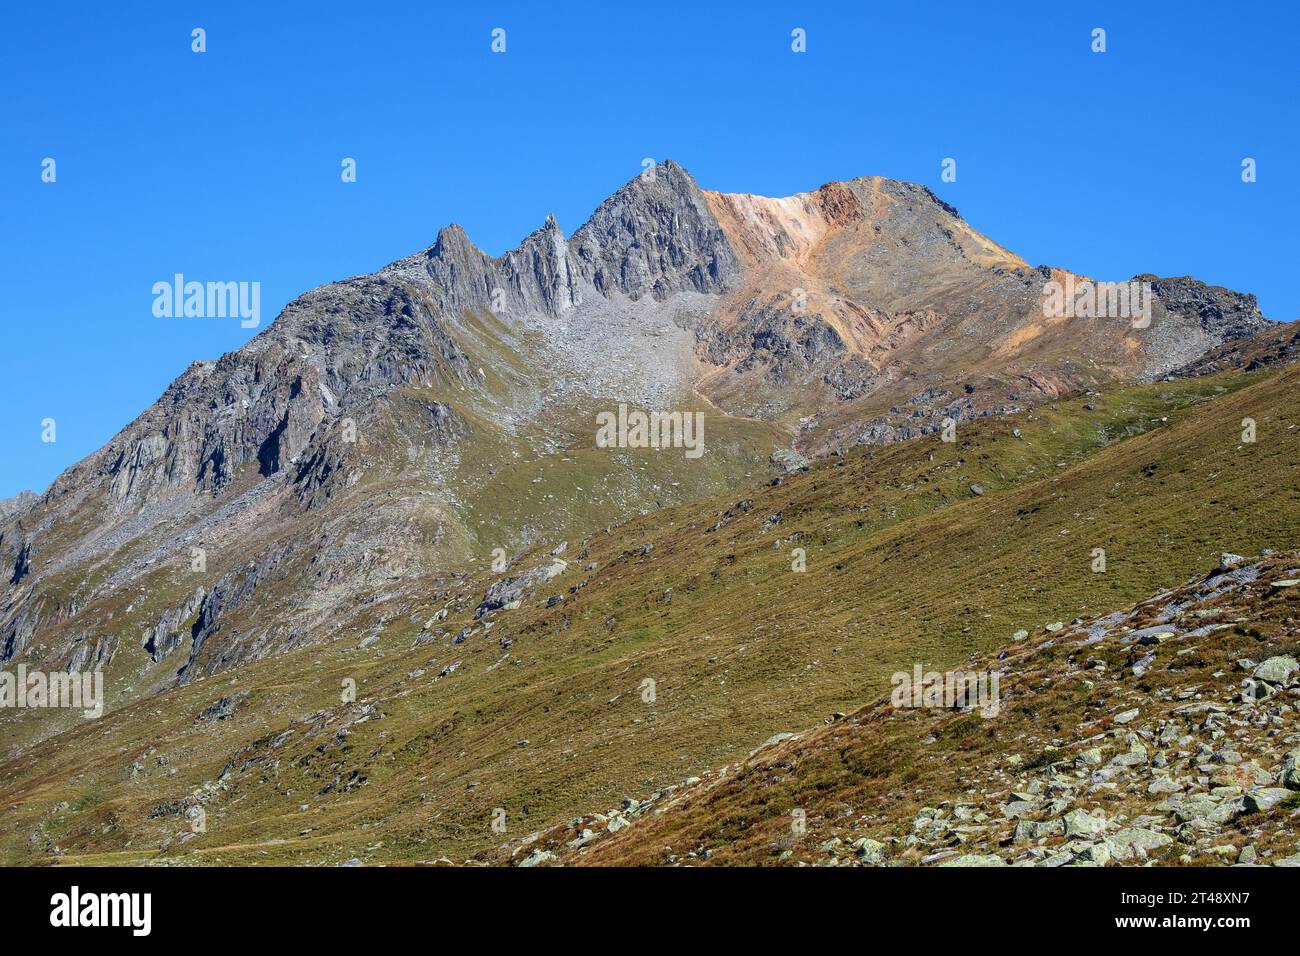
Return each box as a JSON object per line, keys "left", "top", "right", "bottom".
{"left": 1, "top": 355, "right": 1297, "bottom": 865}
{"left": 511, "top": 552, "right": 1300, "bottom": 868}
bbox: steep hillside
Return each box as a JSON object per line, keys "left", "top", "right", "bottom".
{"left": 2, "top": 359, "right": 1296, "bottom": 865}
{"left": 530, "top": 552, "right": 1300, "bottom": 868}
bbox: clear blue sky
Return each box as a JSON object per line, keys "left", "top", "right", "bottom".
{"left": 2, "top": 1, "right": 1296, "bottom": 498}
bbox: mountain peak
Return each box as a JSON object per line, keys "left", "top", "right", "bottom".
{"left": 428, "top": 222, "right": 483, "bottom": 259}
{"left": 0, "top": 490, "right": 38, "bottom": 520}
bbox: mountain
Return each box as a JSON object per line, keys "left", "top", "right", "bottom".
{"left": 0, "top": 161, "right": 1277, "bottom": 747}
{"left": 695, "top": 178, "right": 1270, "bottom": 449}
{"left": 2, "top": 354, "right": 1298, "bottom": 864}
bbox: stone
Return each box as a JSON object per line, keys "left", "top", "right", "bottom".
{"left": 1208, "top": 797, "right": 1249, "bottom": 826}
{"left": 1243, "top": 788, "right": 1292, "bottom": 813}
{"left": 1063, "top": 809, "right": 1108, "bottom": 838}
{"left": 517, "top": 850, "right": 557, "bottom": 867}
{"left": 851, "top": 838, "right": 887, "bottom": 864}
{"left": 1110, "top": 751, "right": 1147, "bottom": 768}
{"left": 1012, "top": 818, "right": 1064, "bottom": 843}
{"left": 1253, "top": 656, "right": 1298, "bottom": 685}
{"left": 1137, "top": 631, "right": 1174, "bottom": 645}
{"left": 1070, "top": 842, "right": 1112, "bottom": 865}
{"left": 1076, "top": 747, "right": 1105, "bottom": 766}
{"left": 750, "top": 732, "right": 795, "bottom": 756}
{"left": 1282, "top": 750, "right": 1300, "bottom": 790}
{"left": 1147, "top": 777, "right": 1182, "bottom": 795}
{"left": 1106, "top": 828, "right": 1172, "bottom": 861}
{"left": 1242, "top": 679, "right": 1271, "bottom": 701}
{"left": 476, "top": 558, "right": 569, "bottom": 618}
{"left": 1001, "top": 800, "right": 1039, "bottom": 819}
{"left": 195, "top": 694, "right": 244, "bottom": 722}
{"left": 938, "top": 853, "right": 1006, "bottom": 867}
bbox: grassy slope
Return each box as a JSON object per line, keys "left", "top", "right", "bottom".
{"left": 551, "top": 552, "right": 1300, "bottom": 867}
{"left": 1, "top": 363, "right": 1297, "bottom": 865}
{"left": 2, "top": 332, "right": 788, "bottom": 754}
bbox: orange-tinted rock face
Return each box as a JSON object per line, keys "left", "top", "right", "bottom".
{"left": 693, "top": 174, "right": 1267, "bottom": 451}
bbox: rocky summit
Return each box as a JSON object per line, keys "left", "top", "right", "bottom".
{"left": 1, "top": 162, "right": 1297, "bottom": 868}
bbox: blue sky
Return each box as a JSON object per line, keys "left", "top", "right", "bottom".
{"left": 1, "top": 1, "right": 1296, "bottom": 498}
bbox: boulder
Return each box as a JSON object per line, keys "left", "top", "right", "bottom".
{"left": 1106, "top": 828, "right": 1173, "bottom": 861}
{"left": 1063, "top": 809, "right": 1108, "bottom": 839}
{"left": 938, "top": 853, "right": 1005, "bottom": 867}
{"left": 1281, "top": 750, "right": 1300, "bottom": 790}
{"left": 851, "top": 838, "right": 887, "bottom": 864}
{"left": 1253, "top": 656, "right": 1298, "bottom": 685}
{"left": 1243, "top": 788, "right": 1293, "bottom": 813}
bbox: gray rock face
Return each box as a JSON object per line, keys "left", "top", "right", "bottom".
{"left": 142, "top": 586, "right": 206, "bottom": 663}
{"left": 1128, "top": 276, "right": 1272, "bottom": 381}
{"left": 1144, "top": 275, "right": 1271, "bottom": 345}
{"left": 178, "top": 545, "right": 297, "bottom": 682}
{"left": 401, "top": 159, "right": 739, "bottom": 319}
{"left": 568, "top": 160, "right": 741, "bottom": 301}
{"left": 0, "top": 492, "right": 37, "bottom": 521}
{"left": 195, "top": 693, "right": 244, "bottom": 722}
